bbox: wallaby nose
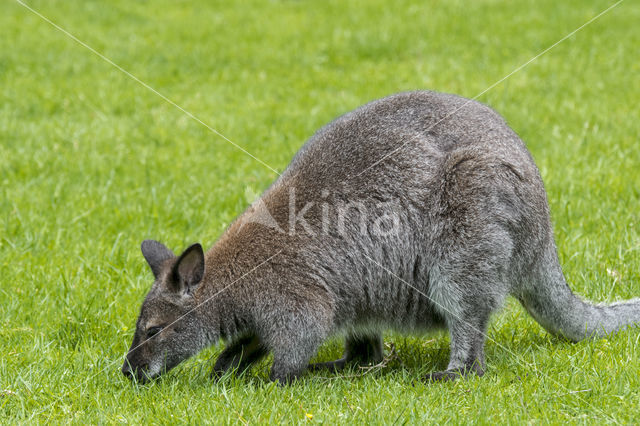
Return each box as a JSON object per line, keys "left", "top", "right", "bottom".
{"left": 121, "top": 362, "right": 134, "bottom": 379}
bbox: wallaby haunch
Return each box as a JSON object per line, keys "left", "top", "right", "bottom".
{"left": 122, "top": 91, "right": 640, "bottom": 384}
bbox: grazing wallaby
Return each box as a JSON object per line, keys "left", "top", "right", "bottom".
{"left": 122, "top": 90, "right": 640, "bottom": 384}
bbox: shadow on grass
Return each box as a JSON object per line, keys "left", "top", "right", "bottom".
{"left": 118, "top": 323, "right": 598, "bottom": 392}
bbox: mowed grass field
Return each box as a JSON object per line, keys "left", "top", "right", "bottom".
{"left": 1, "top": 0, "right": 640, "bottom": 423}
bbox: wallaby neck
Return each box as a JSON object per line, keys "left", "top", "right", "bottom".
{"left": 199, "top": 234, "right": 264, "bottom": 343}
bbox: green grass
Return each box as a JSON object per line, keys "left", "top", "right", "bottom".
{"left": 1, "top": 0, "right": 639, "bottom": 423}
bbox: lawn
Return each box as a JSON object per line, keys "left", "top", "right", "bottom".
{"left": 1, "top": 0, "right": 639, "bottom": 423}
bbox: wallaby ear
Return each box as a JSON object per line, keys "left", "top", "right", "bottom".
{"left": 141, "top": 240, "right": 175, "bottom": 278}
{"left": 171, "top": 243, "right": 205, "bottom": 294}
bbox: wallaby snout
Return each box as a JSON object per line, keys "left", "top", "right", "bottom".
{"left": 121, "top": 361, "right": 137, "bottom": 381}
{"left": 121, "top": 358, "right": 152, "bottom": 383}
{"left": 121, "top": 361, "right": 132, "bottom": 378}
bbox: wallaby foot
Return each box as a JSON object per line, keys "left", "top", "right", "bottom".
{"left": 309, "top": 333, "right": 383, "bottom": 372}
{"left": 425, "top": 362, "right": 485, "bottom": 382}
{"left": 212, "top": 334, "right": 267, "bottom": 379}
{"left": 424, "top": 307, "right": 488, "bottom": 383}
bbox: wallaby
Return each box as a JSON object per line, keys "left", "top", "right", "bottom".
{"left": 122, "top": 90, "right": 640, "bottom": 384}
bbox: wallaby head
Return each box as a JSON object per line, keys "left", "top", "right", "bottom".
{"left": 122, "top": 240, "right": 215, "bottom": 382}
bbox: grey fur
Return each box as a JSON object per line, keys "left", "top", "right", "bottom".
{"left": 122, "top": 90, "right": 640, "bottom": 384}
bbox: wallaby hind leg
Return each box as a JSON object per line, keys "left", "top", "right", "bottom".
{"left": 423, "top": 267, "right": 499, "bottom": 382}
{"left": 309, "top": 333, "right": 384, "bottom": 373}
{"left": 426, "top": 311, "right": 489, "bottom": 382}
{"left": 212, "top": 334, "right": 267, "bottom": 379}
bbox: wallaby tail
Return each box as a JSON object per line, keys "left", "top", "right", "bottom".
{"left": 518, "top": 242, "right": 640, "bottom": 342}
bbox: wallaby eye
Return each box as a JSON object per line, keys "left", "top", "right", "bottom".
{"left": 146, "top": 326, "right": 163, "bottom": 338}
